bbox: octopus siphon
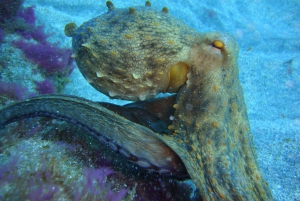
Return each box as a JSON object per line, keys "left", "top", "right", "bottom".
{"left": 0, "top": 1, "right": 273, "bottom": 200}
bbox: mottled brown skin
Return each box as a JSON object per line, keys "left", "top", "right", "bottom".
{"left": 69, "top": 3, "right": 198, "bottom": 100}
{"left": 156, "top": 33, "right": 273, "bottom": 200}
{"left": 0, "top": 95, "right": 187, "bottom": 176}
{"left": 0, "top": 2, "right": 274, "bottom": 201}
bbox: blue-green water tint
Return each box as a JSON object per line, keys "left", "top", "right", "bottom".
{"left": 1, "top": 0, "right": 299, "bottom": 200}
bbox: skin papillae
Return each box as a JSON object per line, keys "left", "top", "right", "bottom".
{"left": 0, "top": 35, "right": 273, "bottom": 200}
{"left": 0, "top": 2, "right": 274, "bottom": 201}
{"left": 162, "top": 33, "right": 274, "bottom": 200}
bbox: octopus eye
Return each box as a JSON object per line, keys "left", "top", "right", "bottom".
{"left": 212, "top": 40, "right": 225, "bottom": 50}
{"left": 167, "top": 62, "right": 189, "bottom": 92}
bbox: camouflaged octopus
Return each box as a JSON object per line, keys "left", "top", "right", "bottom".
{"left": 0, "top": 1, "right": 273, "bottom": 200}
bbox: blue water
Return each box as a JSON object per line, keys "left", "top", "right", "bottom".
{"left": 1, "top": 0, "right": 299, "bottom": 200}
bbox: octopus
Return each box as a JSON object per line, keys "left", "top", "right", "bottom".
{"left": 0, "top": 1, "right": 273, "bottom": 200}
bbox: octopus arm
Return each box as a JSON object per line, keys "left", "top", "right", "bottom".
{"left": 0, "top": 94, "right": 187, "bottom": 176}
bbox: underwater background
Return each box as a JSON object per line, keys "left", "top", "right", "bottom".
{"left": 0, "top": 0, "right": 299, "bottom": 200}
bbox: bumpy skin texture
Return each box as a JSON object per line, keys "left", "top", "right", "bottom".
{"left": 70, "top": 5, "right": 198, "bottom": 100}
{"left": 0, "top": 2, "right": 274, "bottom": 201}
{"left": 157, "top": 33, "right": 273, "bottom": 200}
